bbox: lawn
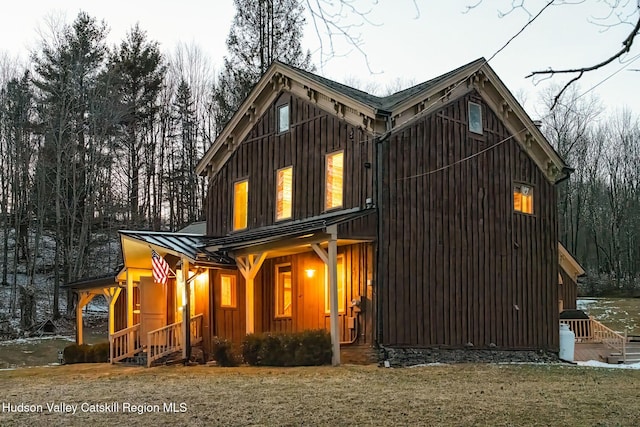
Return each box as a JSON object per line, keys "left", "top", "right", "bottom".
{"left": 578, "top": 298, "right": 640, "bottom": 335}
{"left": 1, "top": 363, "right": 639, "bottom": 426}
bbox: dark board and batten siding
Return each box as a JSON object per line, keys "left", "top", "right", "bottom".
{"left": 206, "top": 92, "right": 375, "bottom": 236}
{"left": 559, "top": 268, "right": 578, "bottom": 311}
{"left": 380, "top": 91, "right": 559, "bottom": 351}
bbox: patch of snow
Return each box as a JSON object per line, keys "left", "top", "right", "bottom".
{"left": 408, "top": 363, "right": 447, "bottom": 368}
{"left": 0, "top": 335, "right": 74, "bottom": 346}
{"left": 577, "top": 360, "right": 640, "bottom": 369}
{"left": 577, "top": 299, "right": 598, "bottom": 310}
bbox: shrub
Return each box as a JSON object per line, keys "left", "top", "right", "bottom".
{"left": 241, "top": 330, "right": 332, "bottom": 366}
{"left": 211, "top": 337, "right": 241, "bottom": 367}
{"left": 62, "top": 342, "right": 110, "bottom": 364}
{"left": 63, "top": 344, "right": 90, "bottom": 364}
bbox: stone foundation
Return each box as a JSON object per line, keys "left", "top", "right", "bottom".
{"left": 378, "top": 346, "right": 559, "bottom": 367}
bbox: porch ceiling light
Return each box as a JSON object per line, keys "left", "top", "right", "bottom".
{"left": 305, "top": 268, "right": 316, "bottom": 278}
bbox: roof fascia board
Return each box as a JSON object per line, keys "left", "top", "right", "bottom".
{"left": 477, "top": 64, "right": 569, "bottom": 184}
{"left": 558, "top": 242, "right": 586, "bottom": 281}
{"left": 196, "top": 62, "right": 381, "bottom": 178}
{"left": 119, "top": 233, "right": 198, "bottom": 264}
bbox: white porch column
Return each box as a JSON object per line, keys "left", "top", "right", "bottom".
{"left": 76, "top": 292, "right": 96, "bottom": 345}
{"left": 236, "top": 252, "right": 267, "bottom": 334}
{"left": 126, "top": 269, "right": 134, "bottom": 328}
{"left": 182, "top": 259, "right": 190, "bottom": 360}
{"left": 103, "top": 287, "right": 122, "bottom": 337}
{"left": 311, "top": 225, "right": 341, "bottom": 366}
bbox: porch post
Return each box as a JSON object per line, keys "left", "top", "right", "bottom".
{"left": 126, "top": 269, "right": 133, "bottom": 328}
{"left": 75, "top": 292, "right": 96, "bottom": 345}
{"left": 327, "top": 225, "right": 340, "bottom": 366}
{"left": 182, "top": 259, "right": 191, "bottom": 361}
{"left": 236, "top": 252, "right": 267, "bottom": 335}
{"left": 103, "top": 287, "right": 122, "bottom": 337}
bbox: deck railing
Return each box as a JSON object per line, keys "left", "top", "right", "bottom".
{"left": 146, "top": 314, "right": 204, "bottom": 367}
{"left": 110, "top": 323, "right": 142, "bottom": 363}
{"left": 561, "top": 316, "right": 628, "bottom": 363}
{"left": 147, "top": 321, "right": 183, "bottom": 367}
{"left": 190, "top": 313, "right": 203, "bottom": 345}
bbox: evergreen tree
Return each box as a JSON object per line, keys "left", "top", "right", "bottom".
{"left": 213, "top": 0, "right": 314, "bottom": 131}
{"left": 109, "top": 24, "right": 165, "bottom": 227}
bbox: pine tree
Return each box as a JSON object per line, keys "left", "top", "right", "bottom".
{"left": 213, "top": 0, "right": 314, "bottom": 131}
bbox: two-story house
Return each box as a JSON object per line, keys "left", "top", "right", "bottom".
{"left": 70, "top": 58, "right": 571, "bottom": 366}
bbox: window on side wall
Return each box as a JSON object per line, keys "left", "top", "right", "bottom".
{"left": 324, "top": 255, "right": 345, "bottom": 314}
{"left": 513, "top": 183, "right": 533, "bottom": 214}
{"left": 277, "top": 104, "right": 289, "bottom": 133}
{"left": 276, "top": 166, "right": 293, "bottom": 220}
{"left": 325, "top": 151, "right": 344, "bottom": 210}
{"left": 220, "top": 274, "right": 236, "bottom": 308}
{"left": 233, "top": 179, "right": 249, "bottom": 230}
{"left": 275, "top": 264, "right": 292, "bottom": 317}
{"left": 468, "top": 101, "right": 483, "bottom": 134}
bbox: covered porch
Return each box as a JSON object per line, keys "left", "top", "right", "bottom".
{"left": 205, "top": 207, "right": 376, "bottom": 366}
{"left": 68, "top": 231, "right": 234, "bottom": 367}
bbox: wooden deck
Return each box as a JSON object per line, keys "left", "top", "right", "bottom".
{"left": 574, "top": 342, "right": 612, "bottom": 363}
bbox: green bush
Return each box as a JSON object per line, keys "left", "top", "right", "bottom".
{"left": 241, "top": 330, "right": 332, "bottom": 366}
{"left": 63, "top": 342, "right": 110, "bottom": 364}
{"left": 211, "top": 337, "right": 241, "bottom": 367}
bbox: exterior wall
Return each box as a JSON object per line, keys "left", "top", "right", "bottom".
{"left": 206, "top": 91, "right": 375, "bottom": 236}
{"left": 379, "top": 91, "right": 559, "bottom": 351}
{"left": 209, "top": 268, "right": 246, "bottom": 345}
{"left": 559, "top": 267, "right": 578, "bottom": 310}
{"left": 208, "top": 243, "right": 374, "bottom": 346}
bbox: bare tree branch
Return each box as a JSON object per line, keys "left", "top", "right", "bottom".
{"left": 527, "top": 13, "right": 640, "bottom": 109}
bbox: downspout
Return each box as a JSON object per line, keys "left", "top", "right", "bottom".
{"left": 374, "top": 113, "right": 393, "bottom": 347}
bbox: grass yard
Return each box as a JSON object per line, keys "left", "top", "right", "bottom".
{"left": 1, "top": 363, "right": 639, "bottom": 426}
{"left": 578, "top": 298, "right": 640, "bottom": 335}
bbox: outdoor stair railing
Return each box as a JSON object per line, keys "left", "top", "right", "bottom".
{"left": 110, "top": 323, "right": 142, "bottom": 363}
{"left": 146, "top": 314, "right": 204, "bottom": 367}
{"left": 561, "top": 316, "right": 628, "bottom": 363}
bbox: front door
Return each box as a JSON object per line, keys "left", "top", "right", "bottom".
{"left": 139, "top": 276, "right": 166, "bottom": 346}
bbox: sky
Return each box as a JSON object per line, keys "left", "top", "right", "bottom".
{"left": 0, "top": 0, "right": 638, "bottom": 118}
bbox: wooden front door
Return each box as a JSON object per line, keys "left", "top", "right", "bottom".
{"left": 139, "top": 276, "right": 166, "bottom": 346}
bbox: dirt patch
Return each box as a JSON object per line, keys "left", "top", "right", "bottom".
{"left": 1, "top": 363, "right": 639, "bottom": 426}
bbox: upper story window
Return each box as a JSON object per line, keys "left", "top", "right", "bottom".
{"left": 277, "top": 104, "right": 289, "bottom": 133}
{"left": 514, "top": 183, "right": 533, "bottom": 214}
{"left": 468, "top": 101, "right": 483, "bottom": 134}
{"left": 220, "top": 274, "right": 237, "bottom": 308}
{"left": 233, "top": 179, "right": 249, "bottom": 230}
{"left": 276, "top": 166, "right": 293, "bottom": 221}
{"left": 325, "top": 151, "right": 344, "bottom": 210}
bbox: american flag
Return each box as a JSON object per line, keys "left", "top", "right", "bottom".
{"left": 151, "top": 249, "right": 170, "bottom": 284}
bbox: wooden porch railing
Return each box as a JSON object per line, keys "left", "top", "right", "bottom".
{"left": 147, "top": 321, "right": 183, "bottom": 367}
{"left": 190, "top": 313, "right": 203, "bottom": 345}
{"left": 561, "top": 316, "right": 628, "bottom": 363}
{"left": 146, "top": 314, "right": 204, "bottom": 367}
{"left": 110, "top": 323, "right": 142, "bottom": 363}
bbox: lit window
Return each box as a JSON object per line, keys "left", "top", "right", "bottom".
{"left": 278, "top": 104, "right": 289, "bottom": 133}
{"left": 233, "top": 179, "right": 249, "bottom": 230}
{"left": 514, "top": 184, "right": 533, "bottom": 214}
{"left": 220, "top": 274, "right": 236, "bottom": 308}
{"left": 325, "top": 151, "right": 344, "bottom": 210}
{"left": 468, "top": 101, "right": 482, "bottom": 134}
{"left": 276, "top": 166, "right": 293, "bottom": 220}
{"left": 325, "top": 256, "right": 345, "bottom": 313}
{"left": 275, "top": 264, "right": 292, "bottom": 317}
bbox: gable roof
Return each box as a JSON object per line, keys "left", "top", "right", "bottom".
{"left": 558, "top": 242, "right": 586, "bottom": 282}
{"left": 196, "top": 58, "right": 570, "bottom": 184}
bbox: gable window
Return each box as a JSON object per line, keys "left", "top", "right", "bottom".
{"left": 220, "top": 274, "right": 236, "bottom": 308}
{"left": 514, "top": 183, "right": 533, "bottom": 214}
{"left": 278, "top": 104, "right": 289, "bottom": 133}
{"left": 275, "top": 264, "right": 292, "bottom": 317}
{"left": 325, "top": 255, "right": 345, "bottom": 313}
{"left": 276, "top": 166, "right": 293, "bottom": 220}
{"left": 233, "top": 179, "right": 249, "bottom": 230}
{"left": 468, "top": 101, "right": 483, "bottom": 134}
{"left": 325, "top": 151, "right": 344, "bottom": 210}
